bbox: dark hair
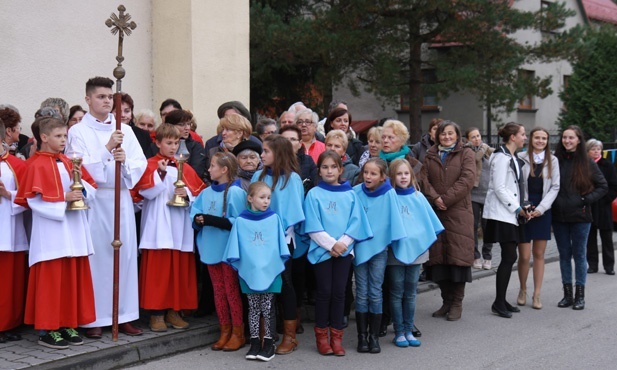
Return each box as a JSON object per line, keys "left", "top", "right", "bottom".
{"left": 357, "top": 157, "right": 388, "bottom": 185}
{"left": 464, "top": 127, "right": 480, "bottom": 140}
{"left": 258, "top": 134, "right": 299, "bottom": 190}
{"left": 428, "top": 118, "right": 443, "bottom": 131}
{"left": 324, "top": 108, "right": 352, "bottom": 134}
{"left": 435, "top": 120, "right": 462, "bottom": 146}
{"left": 86, "top": 77, "right": 114, "bottom": 95}
{"left": 111, "top": 93, "right": 135, "bottom": 123}
{"left": 164, "top": 109, "right": 193, "bottom": 125}
{"left": 154, "top": 123, "right": 181, "bottom": 142}
{"left": 526, "top": 127, "right": 553, "bottom": 179}
{"left": 0, "top": 118, "right": 4, "bottom": 141}
{"left": 279, "top": 125, "right": 302, "bottom": 140}
{"left": 159, "top": 98, "right": 182, "bottom": 113}
{"left": 255, "top": 118, "right": 278, "bottom": 135}
{"left": 68, "top": 105, "right": 87, "bottom": 121}
{"left": 555, "top": 125, "right": 594, "bottom": 194}
{"left": 317, "top": 150, "right": 344, "bottom": 183}
{"left": 0, "top": 108, "right": 21, "bottom": 130}
{"left": 498, "top": 122, "right": 524, "bottom": 143}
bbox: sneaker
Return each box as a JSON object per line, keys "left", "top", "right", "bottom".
{"left": 256, "top": 338, "right": 275, "bottom": 362}
{"left": 482, "top": 260, "right": 492, "bottom": 270}
{"left": 60, "top": 328, "right": 83, "bottom": 345}
{"left": 393, "top": 334, "right": 409, "bottom": 348}
{"left": 405, "top": 331, "right": 421, "bottom": 347}
{"left": 245, "top": 337, "right": 261, "bottom": 360}
{"left": 473, "top": 259, "right": 483, "bottom": 269}
{"left": 38, "top": 331, "right": 69, "bottom": 349}
{"left": 150, "top": 315, "right": 167, "bottom": 332}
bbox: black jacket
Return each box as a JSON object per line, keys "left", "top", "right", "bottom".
{"left": 130, "top": 123, "right": 155, "bottom": 159}
{"left": 590, "top": 158, "right": 617, "bottom": 230}
{"left": 552, "top": 155, "right": 608, "bottom": 223}
{"left": 297, "top": 150, "right": 318, "bottom": 195}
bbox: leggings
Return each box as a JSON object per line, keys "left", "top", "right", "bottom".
{"left": 279, "top": 243, "right": 297, "bottom": 320}
{"left": 314, "top": 255, "right": 352, "bottom": 329}
{"left": 495, "top": 241, "right": 518, "bottom": 309}
{"left": 208, "top": 263, "right": 243, "bottom": 326}
{"left": 247, "top": 293, "right": 274, "bottom": 338}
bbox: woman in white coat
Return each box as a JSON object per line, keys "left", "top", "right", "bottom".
{"left": 483, "top": 122, "right": 529, "bottom": 318}
{"left": 516, "top": 128, "right": 560, "bottom": 309}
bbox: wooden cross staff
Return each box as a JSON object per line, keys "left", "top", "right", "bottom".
{"left": 105, "top": 4, "right": 136, "bottom": 342}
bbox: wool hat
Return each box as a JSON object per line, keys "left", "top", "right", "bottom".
{"left": 232, "top": 139, "right": 262, "bottom": 156}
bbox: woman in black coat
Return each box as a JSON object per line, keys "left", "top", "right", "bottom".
{"left": 585, "top": 139, "right": 617, "bottom": 275}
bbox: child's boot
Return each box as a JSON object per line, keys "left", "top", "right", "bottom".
{"left": 368, "top": 313, "right": 382, "bottom": 353}
{"left": 222, "top": 324, "right": 246, "bottom": 351}
{"left": 329, "top": 327, "right": 345, "bottom": 356}
{"left": 150, "top": 315, "right": 167, "bottom": 332}
{"left": 211, "top": 324, "right": 231, "bottom": 350}
{"left": 275, "top": 320, "right": 298, "bottom": 354}
{"left": 314, "top": 326, "right": 333, "bottom": 355}
{"left": 245, "top": 337, "right": 261, "bottom": 360}
{"left": 165, "top": 310, "right": 189, "bottom": 329}
{"left": 256, "top": 337, "right": 275, "bottom": 362}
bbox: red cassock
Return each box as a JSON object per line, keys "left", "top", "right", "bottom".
{"left": 135, "top": 154, "right": 204, "bottom": 311}
{"left": 16, "top": 152, "right": 97, "bottom": 330}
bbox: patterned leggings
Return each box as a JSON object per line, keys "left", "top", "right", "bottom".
{"left": 208, "top": 263, "right": 243, "bottom": 326}
{"left": 247, "top": 293, "right": 274, "bottom": 339}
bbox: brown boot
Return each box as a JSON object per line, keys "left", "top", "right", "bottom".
{"left": 275, "top": 320, "right": 298, "bottom": 354}
{"left": 222, "top": 324, "right": 246, "bottom": 351}
{"left": 314, "top": 327, "right": 333, "bottom": 355}
{"left": 447, "top": 282, "right": 466, "bottom": 321}
{"left": 211, "top": 324, "right": 231, "bottom": 351}
{"left": 149, "top": 315, "right": 167, "bottom": 332}
{"left": 329, "top": 327, "right": 345, "bottom": 356}
{"left": 165, "top": 310, "right": 189, "bottom": 329}
{"left": 432, "top": 281, "right": 452, "bottom": 318}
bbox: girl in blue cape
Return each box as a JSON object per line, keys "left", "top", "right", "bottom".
{"left": 387, "top": 159, "right": 444, "bottom": 348}
{"left": 251, "top": 134, "right": 305, "bottom": 354}
{"left": 353, "top": 158, "right": 407, "bottom": 354}
{"left": 303, "top": 151, "right": 373, "bottom": 356}
{"left": 190, "top": 152, "right": 246, "bottom": 351}
{"left": 224, "top": 182, "right": 290, "bottom": 362}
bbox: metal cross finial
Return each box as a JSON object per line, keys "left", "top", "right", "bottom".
{"left": 105, "top": 5, "right": 137, "bottom": 91}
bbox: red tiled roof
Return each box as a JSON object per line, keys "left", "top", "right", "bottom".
{"left": 581, "top": 0, "right": 617, "bottom": 25}
{"left": 351, "top": 120, "right": 378, "bottom": 134}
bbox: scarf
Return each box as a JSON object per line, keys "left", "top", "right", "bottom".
{"left": 437, "top": 144, "right": 456, "bottom": 163}
{"left": 379, "top": 145, "right": 410, "bottom": 163}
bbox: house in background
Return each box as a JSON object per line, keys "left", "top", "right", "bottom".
{"left": 337, "top": 0, "right": 617, "bottom": 142}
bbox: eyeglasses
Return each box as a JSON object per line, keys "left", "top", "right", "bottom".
{"left": 287, "top": 137, "right": 300, "bottom": 142}
{"left": 296, "top": 120, "right": 314, "bottom": 126}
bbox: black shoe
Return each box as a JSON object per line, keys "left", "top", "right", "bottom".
{"left": 573, "top": 285, "right": 585, "bottom": 310}
{"left": 419, "top": 270, "right": 427, "bottom": 282}
{"left": 38, "top": 331, "right": 69, "bottom": 349}
{"left": 378, "top": 322, "right": 388, "bottom": 337}
{"left": 342, "top": 315, "right": 349, "bottom": 329}
{"left": 491, "top": 304, "right": 512, "bottom": 319}
{"left": 412, "top": 324, "right": 421, "bottom": 338}
{"left": 587, "top": 267, "right": 598, "bottom": 273}
{"left": 504, "top": 301, "right": 520, "bottom": 313}
{"left": 60, "top": 328, "right": 83, "bottom": 345}
{"left": 558, "top": 284, "right": 574, "bottom": 308}
{"left": 245, "top": 338, "right": 261, "bottom": 360}
{"left": 606, "top": 270, "right": 615, "bottom": 276}
{"left": 256, "top": 338, "right": 275, "bottom": 362}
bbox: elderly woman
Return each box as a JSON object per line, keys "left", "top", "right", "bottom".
{"left": 296, "top": 108, "right": 326, "bottom": 164}
{"left": 256, "top": 118, "right": 278, "bottom": 142}
{"left": 324, "top": 108, "right": 364, "bottom": 166}
{"left": 380, "top": 120, "right": 423, "bottom": 180}
{"left": 134, "top": 109, "right": 157, "bottom": 133}
{"left": 359, "top": 126, "right": 383, "bottom": 168}
{"left": 586, "top": 139, "right": 617, "bottom": 275}
{"left": 232, "top": 140, "right": 263, "bottom": 192}
{"left": 420, "top": 120, "right": 475, "bottom": 321}
{"left": 205, "top": 113, "right": 255, "bottom": 185}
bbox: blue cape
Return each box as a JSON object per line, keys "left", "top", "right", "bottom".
{"left": 224, "top": 208, "right": 290, "bottom": 292}
{"left": 303, "top": 181, "right": 373, "bottom": 264}
{"left": 190, "top": 180, "right": 246, "bottom": 264}
{"left": 391, "top": 187, "right": 444, "bottom": 264}
{"left": 251, "top": 170, "right": 305, "bottom": 230}
{"left": 352, "top": 179, "right": 407, "bottom": 265}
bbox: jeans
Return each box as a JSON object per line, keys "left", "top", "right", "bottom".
{"left": 552, "top": 221, "right": 591, "bottom": 286}
{"left": 388, "top": 264, "right": 420, "bottom": 335}
{"left": 472, "top": 202, "right": 493, "bottom": 260}
{"left": 354, "top": 249, "right": 388, "bottom": 313}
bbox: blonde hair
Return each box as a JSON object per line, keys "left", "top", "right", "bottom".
{"left": 382, "top": 120, "right": 410, "bottom": 144}
{"left": 367, "top": 126, "right": 384, "bottom": 142}
{"left": 247, "top": 181, "right": 271, "bottom": 205}
{"left": 155, "top": 124, "right": 181, "bottom": 142}
{"left": 219, "top": 113, "right": 252, "bottom": 139}
{"left": 325, "top": 129, "right": 349, "bottom": 150}
{"left": 389, "top": 158, "right": 420, "bottom": 192}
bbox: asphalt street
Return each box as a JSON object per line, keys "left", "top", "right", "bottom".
{"left": 129, "top": 260, "right": 617, "bottom": 369}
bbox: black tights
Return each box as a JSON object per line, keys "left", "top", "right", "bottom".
{"left": 280, "top": 245, "right": 297, "bottom": 320}
{"left": 495, "top": 241, "right": 518, "bottom": 309}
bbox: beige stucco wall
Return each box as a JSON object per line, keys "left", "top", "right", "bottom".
{"left": 0, "top": 0, "right": 249, "bottom": 139}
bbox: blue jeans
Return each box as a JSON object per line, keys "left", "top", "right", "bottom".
{"left": 388, "top": 264, "right": 421, "bottom": 335}
{"left": 552, "top": 221, "right": 591, "bottom": 286}
{"left": 354, "top": 249, "right": 388, "bottom": 313}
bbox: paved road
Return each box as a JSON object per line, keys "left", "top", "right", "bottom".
{"left": 129, "top": 260, "right": 617, "bottom": 369}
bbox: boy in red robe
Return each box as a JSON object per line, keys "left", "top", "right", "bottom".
{"left": 15, "top": 117, "right": 97, "bottom": 349}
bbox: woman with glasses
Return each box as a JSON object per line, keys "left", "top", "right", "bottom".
{"left": 296, "top": 109, "right": 325, "bottom": 164}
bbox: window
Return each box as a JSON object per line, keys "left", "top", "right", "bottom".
{"left": 400, "top": 69, "right": 439, "bottom": 111}
{"left": 518, "top": 70, "right": 535, "bottom": 110}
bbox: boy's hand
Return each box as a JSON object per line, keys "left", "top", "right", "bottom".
{"left": 157, "top": 159, "right": 169, "bottom": 172}
{"left": 105, "top": 130, "right": 124, "bottom": 152}
{"left": 65, "top": 189, "right": 84, "bottom": 202}
{"left": 0, "top": 180, "right": 11, "bottom": 199}
{"left": 174, "top": 187, "right": 188, "bottom": 197}
{"left": 112, "top": 147, "right": 126, "bottom": 164}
